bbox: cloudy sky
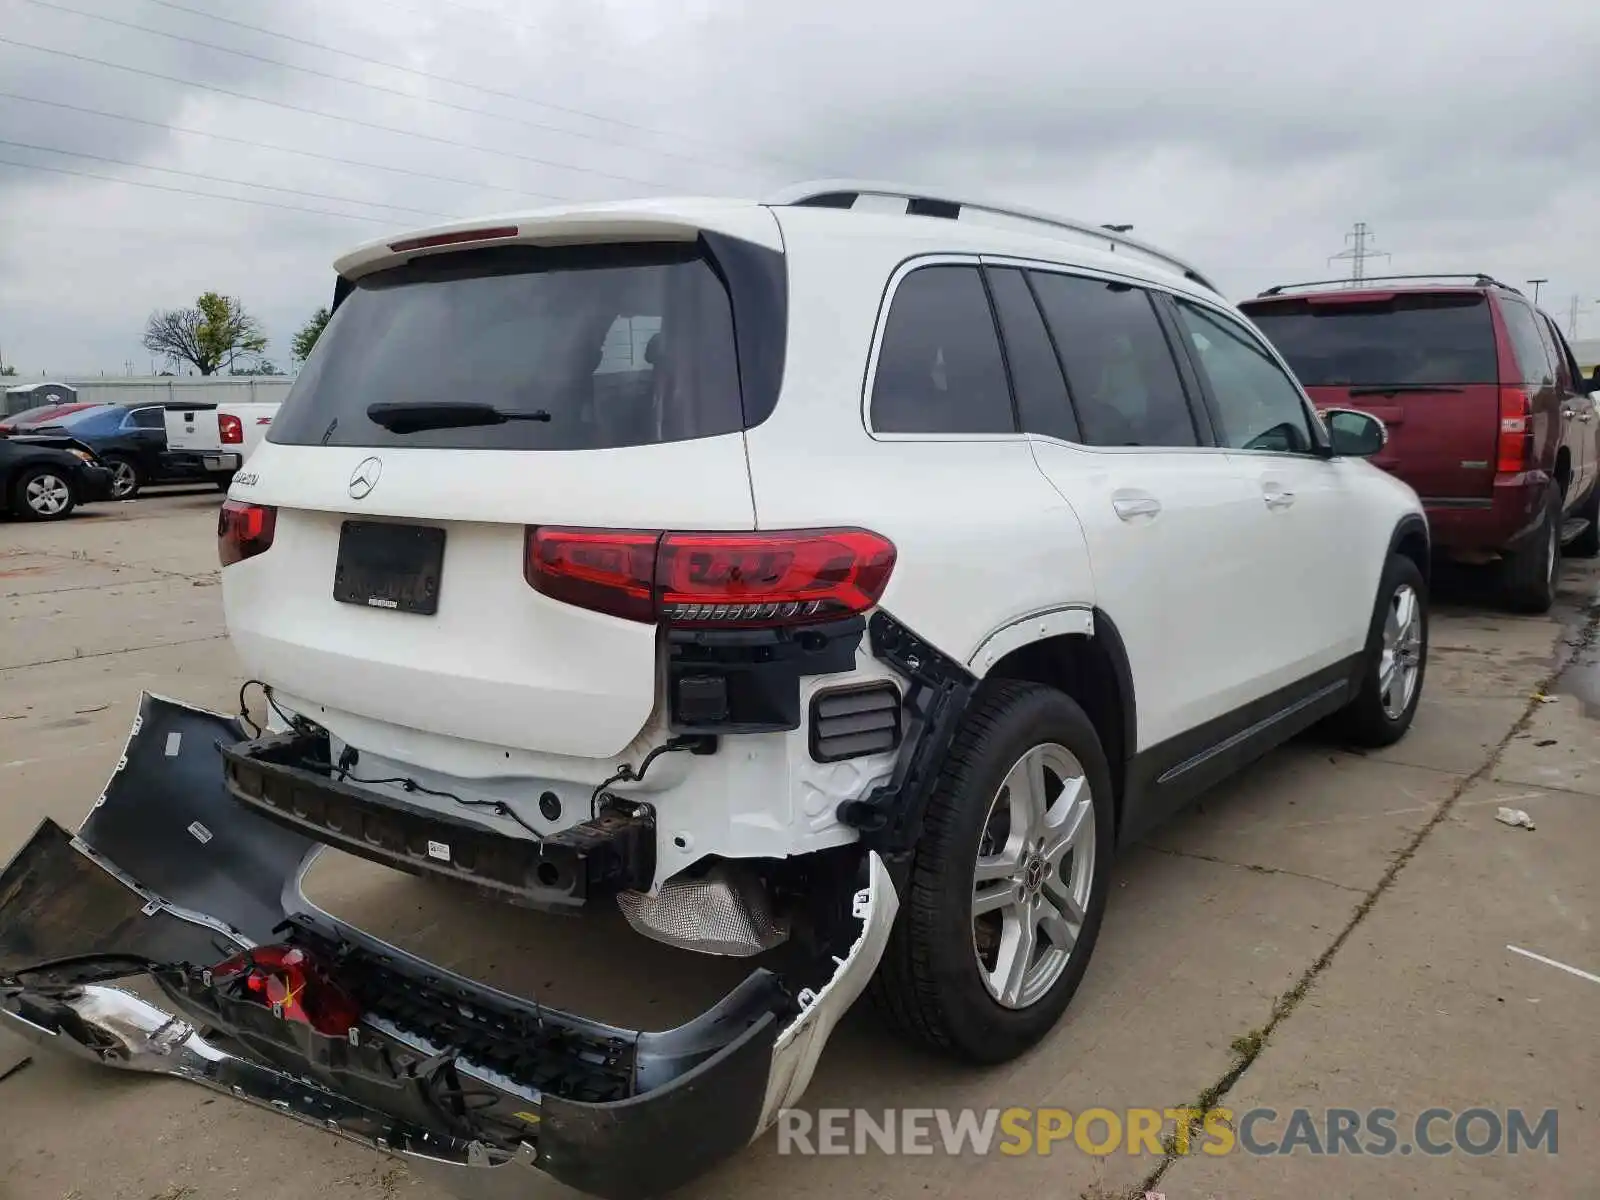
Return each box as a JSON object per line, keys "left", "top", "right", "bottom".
{"left": 1, "top": 0, "right": 1597, "bottom": 376}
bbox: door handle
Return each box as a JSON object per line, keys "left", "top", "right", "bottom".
{"left": 1262, "top": 485, "right": 1296, "bottom": 510}
{"left": 1112, "top": 491, "right": 1161, "bottom": 521}
{"left": 1562, "top": 408, "right": 1577, "bottom": 419}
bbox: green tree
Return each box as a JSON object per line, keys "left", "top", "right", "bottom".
{"left": 292, "top": 306, "right": 331, "bottom": 365}
{"left": 141, "top": 292, "right": 268, "bottom": 375}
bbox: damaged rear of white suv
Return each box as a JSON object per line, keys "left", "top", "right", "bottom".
{"left": 0, "top": 184, "right": 1429, "bottom": 1198}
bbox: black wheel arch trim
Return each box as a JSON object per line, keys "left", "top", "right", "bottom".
{"left": 1387, "top": 512, "right": 1431, "bottom": 579}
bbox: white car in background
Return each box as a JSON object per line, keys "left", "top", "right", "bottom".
{"left": 0, "top": 182, "right": 1429, "bottom": 1199}
{"left": 164, "top": 399, "right": 279, "bottom": 489}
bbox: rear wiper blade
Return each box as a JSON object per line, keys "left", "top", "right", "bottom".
{"left": 1345, "top": 384, "right": 1466, "bottom": 396}
{"left": 366, "top": 401, "right": 552, "bottom": 434}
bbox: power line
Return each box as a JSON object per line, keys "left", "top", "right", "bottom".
{"left": 140, "top": 0, "right": 812, "bottom": 177}
{"left": 19, "top": 0, "right": 742, "bottom": 192}
{"left": 0, "top": 91, "right": 567, "bottom": 201}
{"left": 1328, "top": 221, "right": 1390, "bottom": 286}
{"left": 0, "top": 34, "right": 683, "bottom": 194}
{"left": 0, "top": 137, "right": 457, "bottom": 218}
{"left": 0, "top": 156, "right": 393, "bottom": 223}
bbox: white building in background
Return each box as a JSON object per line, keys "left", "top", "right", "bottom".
{"left": 4, "top": 375, "right": 296, "bottom": 416}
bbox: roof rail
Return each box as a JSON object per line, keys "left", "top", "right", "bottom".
{"left": 1255, "top": 273, "right": 1523, "bottom": 298}
{"left": 764, "top": 180, "right": 1220, "bottom": 295}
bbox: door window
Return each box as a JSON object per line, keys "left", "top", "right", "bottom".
{"left": 871, "top": 265, "right": 1015, "bottom": 434}
{"left": 1173, "top": 299, "right": 1316, "bottom": 453}
{"left": 125, "top": 406, "right": 165, "bottom": 430}
{"left": 1028, "top": 272, "right": 1198, "bottom": 447}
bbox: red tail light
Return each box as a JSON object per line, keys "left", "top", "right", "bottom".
{"left": 219, "top": 500, "right": 276, "bottom": 566}
{"left": 526, "top": 527, "right": 896, "bottom": 628}
{"left": 1496, "top": 387, "right": 1532, "bottom": 475}
{"left": 218, "top": 412, "right": 244, "bottom": 444}
{"left": 207, "top": 944, "right": 362, "bottom": 1037}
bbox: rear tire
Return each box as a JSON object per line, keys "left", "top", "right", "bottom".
{"left": 104, "top": 454, "right": 142, "bottom": 500}
{"left": 1340, "top": 554, "right": 1428, "bottom": 747}
{"left": 12, "top": 466, "right": 77, "bottom": 522}
{"left": 1501, "top": 485, "right": 1560, "bottom": 613}
{"left": 1567, "top": 480, "right": 1600, "bottom": 559}
{"left": 870, "top": 681, "right": 1114, "bottom": 1064}
{"left": 213, "top": 472, "right": 236, "bottom": 492}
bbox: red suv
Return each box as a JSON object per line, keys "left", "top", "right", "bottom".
{"left": 1240, "top": 275, "right": 1600, "bottom": 612}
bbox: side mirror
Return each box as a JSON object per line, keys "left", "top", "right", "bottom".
{"left": 1323, "top": 408, "right": 1387, "bottom": 458}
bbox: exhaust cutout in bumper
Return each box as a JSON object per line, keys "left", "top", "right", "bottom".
{"left": 0, "top": 694, "right": 897, "bottom": 1200}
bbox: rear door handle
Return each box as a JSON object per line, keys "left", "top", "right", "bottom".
{"left": 1262, "top": 484, "right": 1296, "bottom": 510}
{"left": 1112, "top": 491, "right": 1161, "bottom": 521}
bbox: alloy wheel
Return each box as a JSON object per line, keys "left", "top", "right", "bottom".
{"left": 25, "top": 472, "right": 71, "bottom": 517}
{"left": 109, "top": 460, "right": 137, "bottom": 499}
{"left": 1379, "top": 582, "right": 1424, "bottom": 720}
{"left": 972, "top": 742, "right": 1096, "bottom": 1009}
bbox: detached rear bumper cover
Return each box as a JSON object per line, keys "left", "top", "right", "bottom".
{"left": 0, "top": 694, "right": 897, "bottom": 1200}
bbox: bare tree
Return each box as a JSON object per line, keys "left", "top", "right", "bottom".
{"left": 142, "top": 292, "right": 268, "bottom": 375}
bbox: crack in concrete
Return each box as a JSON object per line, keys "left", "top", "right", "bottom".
{"left": 28, "top": 548, "right": 217, "bottom": 585}
{"left": 0, "top": 633, "right": 227, "bottom": 673}
{"left": 1125, "top": 596, "right": 1600, "bottom": 1200}
{"left": 1143, "top": 844, "right": 1366, "bottom": 894}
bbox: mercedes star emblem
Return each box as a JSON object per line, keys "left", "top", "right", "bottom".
{"left": 348, "top": 457, "right": 383, "bottom": 499}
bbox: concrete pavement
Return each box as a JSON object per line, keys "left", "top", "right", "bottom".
{"left": 1, "top": 493, "right": 1595, "bottom": 1200}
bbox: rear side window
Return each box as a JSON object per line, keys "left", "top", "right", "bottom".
{"left": 271, "top": 242, "right": 748, "bottom": 451}
{"left": 1498, "top": 299, "right": 1555, "bottom": 387}
{"left": 126, "top": 407, "right": 164, "bottom": 429}
{"left": 1029, "top": 272, "right": 1197, "bottom": 447}
{"left": 985, "top": 267, "right": 1077, "bottom": 442}
{"left": 870, "top": 266, "right": 1015, "bottom": 434}
{"left": 1243, "top": 293, "right": 1496, "bottom": 387}
{"left": 1535, "top": 311, "right": 1571, "bottom": 389}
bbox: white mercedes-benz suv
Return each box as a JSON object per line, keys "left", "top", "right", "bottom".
{"left": 0, "top": 182, "right": 1428, "bottom": 1199}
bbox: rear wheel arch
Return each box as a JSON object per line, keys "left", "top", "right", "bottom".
{"left": 982, "top": 611, "right": 1134, "bottom": 834}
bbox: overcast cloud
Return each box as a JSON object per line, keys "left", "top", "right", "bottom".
{"left": 1, "top": 0, "right": 1597, "bottom": 376}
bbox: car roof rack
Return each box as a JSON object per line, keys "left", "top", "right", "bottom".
{"left": 764, "top": 179, "right": 1220, "bottom": 295}
{"left": 1254, "top": 273, "right": 1523, "bottom": 298}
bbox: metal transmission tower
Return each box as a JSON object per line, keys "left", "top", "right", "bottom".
{"left": 1328, "top": 222, "right": 1391, "bottom": 286}
{"left": 1564, "top": 295, "right": 1596, "bottom": 340}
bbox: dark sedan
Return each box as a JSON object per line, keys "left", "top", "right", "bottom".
{"left": 0, "top": 434, "right": 116, "bottom": 521}
{"left": 25, "top": 403, "right": 210, "bottom": 499}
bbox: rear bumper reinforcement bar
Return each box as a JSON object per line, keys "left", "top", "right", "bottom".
{"left": 0, "top": 693, "right": 897, "bottom": 1200}
{"left": 220, "top": 727, "right": 655, "bottom": 910}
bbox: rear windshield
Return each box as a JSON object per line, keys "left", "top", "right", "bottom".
{"left": 1242, "top": 293, "right": 1497, "bottom": 387}
{"left": 271, "top": 242, "right": 751, "bottom": 451}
